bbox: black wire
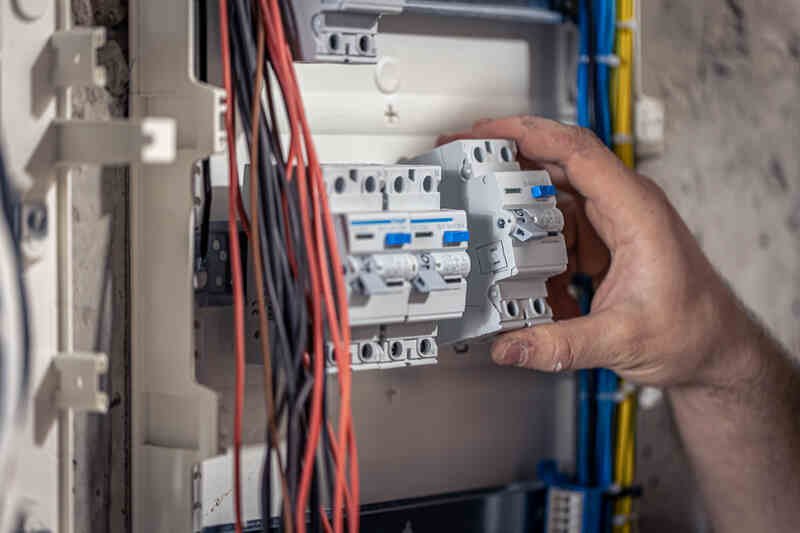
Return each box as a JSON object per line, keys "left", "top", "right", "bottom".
{"left": 227, "top": 2, "right": 343, "bottom": 531}
{"left": 227, "top": 1, "right": 318, "bottom": 528}
{"left": 0, "top": 148, "right": 30, "bottom": 406}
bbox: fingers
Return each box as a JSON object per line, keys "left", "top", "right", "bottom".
{"left": 490, "top": 311, "right": 628, "bottom": 372}
{"left": 547, "top": 269, "right": 581, "bottom": 320}
{"left": 574, "top": 198, "right": 610, "bottom": 277}
{"left": 558, "top": 192, "right": 578, "bottom": 249}
{"left": 558, "top": 190, "right": 610, "bottom": 278}
{"left": 471, "top": 116, "right": 644, "bottom": 210}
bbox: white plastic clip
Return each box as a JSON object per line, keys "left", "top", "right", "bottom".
{"left": 595, "top": 54, "right": 621, "bottom": 68}
{"left": 613, "top": 133, "right": 634, "bottom": 145}
{"left": 54, "top": 352, "right": 108, "bottom": 413}
{"left": 53, "top": 118, "right": 177, "bottom": 166}
{"left": 597, "top": 382, "right": 636, "bottom": 403}
{"left": 51, "top": 27, "right": 107, "bottom": 88}
{"left": 616, "top": 18, "right": 638, "bottom": 31}
{"left": 613, "top": 512, "right": 638, "bottom": 527}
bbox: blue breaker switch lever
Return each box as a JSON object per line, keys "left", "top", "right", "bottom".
{"left": 384, "top": 232, "right": 412, "bottom": 248}
{"left": 531, "top": 184, "right": 557, "bottom": 199}
{"left": 443, "top": 230, "right": 470, "bottom": 245}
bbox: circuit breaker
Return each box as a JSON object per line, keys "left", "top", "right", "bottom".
{"left": 285, "top": 1, "right": 403, "bottom": 63}
{"left": 322, "top": 163, "right": 470, "bottom": 369}
{"left": 409, "top": 139, "right": 568, "bottom": 344}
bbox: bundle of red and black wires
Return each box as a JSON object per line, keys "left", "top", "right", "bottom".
{"left": 217, "top": 1, "right": 359, "bottom": 532}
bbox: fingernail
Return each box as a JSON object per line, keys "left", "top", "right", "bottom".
{"left": 492, "top": 341, "right": 529, "bottom": 366}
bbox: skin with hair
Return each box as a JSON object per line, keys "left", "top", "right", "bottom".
{"left": 441, "top": 116, "right": 800, "bottom": 532}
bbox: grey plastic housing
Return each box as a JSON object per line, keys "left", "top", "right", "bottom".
{"left": 408, "top": 139, "right": 568, "bottom": 344}
{"left": 322, "top": 162, "right": 469, "bottom": 370}
{"left": 285, "top": 1, "right": 403, "bottom": 64}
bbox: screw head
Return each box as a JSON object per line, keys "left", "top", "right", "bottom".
{"left": 459, "top": 159, "right": 473, "bottom": 180}
{"left": 497, "top": 219, "right": 506, "bottom": 228}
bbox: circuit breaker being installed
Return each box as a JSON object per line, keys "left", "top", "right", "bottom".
{"left": 214, "top": 142, "right": 566, "bottom": 369}
{"left": 322, "top": 163, "right": 470, "bottom": 369}
{"left": 409, "top": 139, "right": 568, "bottom": 343}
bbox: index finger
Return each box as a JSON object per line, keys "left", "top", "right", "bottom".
{"left": 472, "top": 116, "right": 645, "bottom": 208}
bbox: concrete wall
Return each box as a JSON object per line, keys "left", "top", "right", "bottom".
{"left": 69, "top": 0, "right": 799, "bottom": 531}
{"left": 636, "top": 2, "right": 800, "bottom": 531}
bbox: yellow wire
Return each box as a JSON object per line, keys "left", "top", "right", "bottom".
{"left": 612, "top": 0, "right": 635, "bottom": 168}
{"left": 613, "top": 1, "right": 637, "bottom": 532}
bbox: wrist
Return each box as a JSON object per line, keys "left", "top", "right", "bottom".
{"left": 688, "top": 289, "right": 767, "bottom": 393}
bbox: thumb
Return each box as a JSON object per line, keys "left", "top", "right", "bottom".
{"left": 490, "top": 310, "right": 629, "bottom": 372}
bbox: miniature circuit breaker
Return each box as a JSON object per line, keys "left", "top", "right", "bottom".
{"left": 322, "top": 163, "right": 470, "bottom": 370}
{"left": 285, "top": 1, "right": 403, "bottom": 63}
{"left": 408, "top": 139, "right": 568, "bottom": 344}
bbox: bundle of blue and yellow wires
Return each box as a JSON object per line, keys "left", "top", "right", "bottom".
{"left": 574, "top": 0, "right": 637, "bottom": 531}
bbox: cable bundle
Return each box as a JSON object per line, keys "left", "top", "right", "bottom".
{"left": 574, "top": 1, "right": 638, "bottom": 531}
{"left": 217, "top": 1, "right": 358, "bottom": 532}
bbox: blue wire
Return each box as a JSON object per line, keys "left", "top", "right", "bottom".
{"left": 574, "top": 273, "right": 594, "bottom": 487}
{"left": 574, "top": 4, "right": 620, "bottom": 522}
{"left": 577, "top": 0, "right": 591, "bottom": 129}
{"left": 575, "top": 0, "right": 594, "bottom": 490}
{"left": 591, "top": 5, "right": 618, "bottom": 531}
{"left": 591, "top": 0, "right": 614, "bottom": 147}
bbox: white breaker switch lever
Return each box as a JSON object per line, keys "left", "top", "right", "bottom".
{"left": 408, "top": 139, "right": 568, "bottom": 344}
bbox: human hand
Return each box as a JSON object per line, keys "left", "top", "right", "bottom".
{"left": 442, "top": 116, "right": 757, "bottom": 388}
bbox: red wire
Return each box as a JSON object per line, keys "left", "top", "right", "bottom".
{"left": 256, "top": 5, "right": 326, "bottom": 532}
{"left": 257, "top": 3, "right": 359, "bottom": 531}
{"left": 218, "top": 2, "right": 245, "bottom": 532}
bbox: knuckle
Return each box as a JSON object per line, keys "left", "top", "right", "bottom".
{"left": 639, "top": 176, "right": 670, "bottom": 205}
{"left": 570, "top": 125, "right": 602, "bottom": 154}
